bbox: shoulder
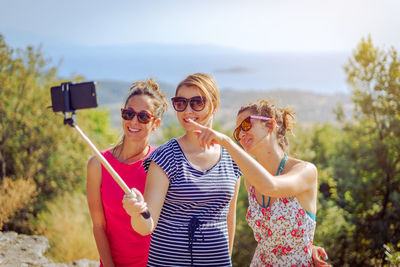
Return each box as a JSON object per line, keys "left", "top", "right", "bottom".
{"left": 157, "top": 139, "right": 178, "bottom": 151}
{"left": 88, "top": 146, "right": 115, "bottom": 170}
{"left": 290, "top": 159, "right": 317, "bottom": 180}
{"left": 149, "top": 139, "right": 179, "bottom": 158}
{"left": 87, "top": 155, "right": 102, "bottom": 185}
{"left": 144, "top": 139, "right": 179, "bottom": 172}
{"left": 221, "top": 147, "right": 243, "bottom": 178}
{"left": 87, "top": 155, "right": 101, "bottom": 170}
{"left": 221, "top": 146, "right": 235, "bottom": 162}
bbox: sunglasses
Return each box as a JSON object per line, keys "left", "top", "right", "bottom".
{"left": 233, "top": 116, "right": 276, "bottom": 142}
{"left": 171, "top": 96, "right": 206, "bottom": 112}
{"left": 121, "top": 109, "right": 155, "bottom": 124}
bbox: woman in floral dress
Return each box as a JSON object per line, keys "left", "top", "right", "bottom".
{"left": 187, "top": 99, "right": 328, "bottom": 266}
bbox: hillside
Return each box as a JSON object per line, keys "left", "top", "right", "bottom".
{"left": 95, "top": 79, "right": 352, "bottom": 131}
{"left": 218, "top": 88, "right": 352, "bottom": 130}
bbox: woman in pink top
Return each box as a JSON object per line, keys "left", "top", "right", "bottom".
{"left": 86, "top": 79, "right": 168, "bottom": 267}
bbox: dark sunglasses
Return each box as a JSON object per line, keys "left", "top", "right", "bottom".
{"left": 121, "top": 109, "right": 155, "bottom": 124}
{"left": 233, "top": 116, "right": 277, "bottom": 142}
{"left": 171, "top": 96, "right": 206, "bottom": 112}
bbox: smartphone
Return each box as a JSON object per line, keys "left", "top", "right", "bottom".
{"left": 51, "top": 81, "right": 98, "bottom": 112}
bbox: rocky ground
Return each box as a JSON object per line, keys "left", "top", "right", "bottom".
{"left": 0, "top": 231, "right": 99, "bottom": 267}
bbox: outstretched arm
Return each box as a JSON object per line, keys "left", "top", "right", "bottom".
{"left": 122, "top": 161, "right": 169, "bottom": 235}
{"left": 187, "top": 119, "right": 317, "bottom": 198}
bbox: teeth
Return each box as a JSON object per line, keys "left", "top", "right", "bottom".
{"left": 184, "top": 118, "right": 197, "bottom": 122}
{"left": 128, "top": 127, "right": 139, "bottom": 132}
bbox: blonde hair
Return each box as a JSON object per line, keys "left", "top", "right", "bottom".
{"left": 238, "top": 99, "right": 295, "bottom": 152}
{"left": 175, "top": 73, "right": 220, "bottom": 116}
{"left": 125, "top": 78, "right": 168, "bottom": 119}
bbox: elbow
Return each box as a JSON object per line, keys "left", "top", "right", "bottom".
{"left": 134, "top": 222, "right": 154, "bottom": 236}
{"left": 254, "top": 180, "right": 279, "bottom": 197}
{"left": 131, "top": 217, "right": 154, "bottom": 236}
{"left": 261, "top": 179, "right": 280, "bottom": 197}
{"left": 135, "top": 228, "right": 152, "bottom": 236}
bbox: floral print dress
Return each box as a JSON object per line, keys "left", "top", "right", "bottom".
{"left": 246, "top": 186, "right": 316, "bottom": 266}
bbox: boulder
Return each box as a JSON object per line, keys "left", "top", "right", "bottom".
{"left": 0, "top": 231, "right": 99, "bottom": 267}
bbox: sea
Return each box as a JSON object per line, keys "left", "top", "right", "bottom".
{"left": 43, "top": 43, "right": 351, "bottom": 94}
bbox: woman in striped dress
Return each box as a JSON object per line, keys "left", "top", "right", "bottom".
{"left": 123, "top": 73, "right": 242, "bottom": 266}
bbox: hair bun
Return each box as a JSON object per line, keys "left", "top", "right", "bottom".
{"left": 281, "top": 107, "right": 295, "bottom": 132}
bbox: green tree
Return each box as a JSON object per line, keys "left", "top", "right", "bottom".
{"left": 384, "top": 243, "right": 400, "bottom": 266}
{"left": 287, "top": 123, "right": 350, "bottom": 266}
{"left": 232, "top": 178, "right": 257, "bottom": 267}
{"left": 328, "top": 36, "right": 400, "bottom": 265}
{"left": 0, "top": 35, "right": 116, "bottom": 232}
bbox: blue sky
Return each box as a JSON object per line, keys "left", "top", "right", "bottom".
{"left": 1, "top": 0, "right": 399, "bottom": 52}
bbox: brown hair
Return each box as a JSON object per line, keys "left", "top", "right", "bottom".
{"left": 113, "top": 79, "right": 168, "bottom": 158}
{"left": 238, "top": 99, "right": 295, "bottom": 152}
{"left": 125, "top": 78, "right": 168, "bottom": 119}
{"left": 175, "top": 73, "right": 220, "bottom": 117}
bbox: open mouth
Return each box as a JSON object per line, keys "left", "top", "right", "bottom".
{"left": 128, "top": 127, "right": 140, "bottom": 133}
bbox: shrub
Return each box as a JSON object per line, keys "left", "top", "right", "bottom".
{"left": 33, "top": 192, "right": 98, "bottom": 262}
{"left": 0, "top": 177, "right": 37, "bottom": 229}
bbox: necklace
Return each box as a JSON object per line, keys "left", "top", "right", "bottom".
{"left": 262, "top": 153, "right": 287, "bottom": 208}
{"left": 117, "top": 145, "right": 149, "bottom": 164}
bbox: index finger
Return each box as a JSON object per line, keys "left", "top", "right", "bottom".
{"left": 187, "top": 118, "right": 207, "bottom": 130}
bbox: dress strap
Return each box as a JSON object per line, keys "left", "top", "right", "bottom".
{"left": 275, "top": 153, "right": 288, "bottom": 176}
{"left": 262, "top": 195, "right": 271, "bottom": 208}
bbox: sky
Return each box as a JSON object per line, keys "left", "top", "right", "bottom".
{"left": 1, "top": 0, "right": 399, "bottom": 52}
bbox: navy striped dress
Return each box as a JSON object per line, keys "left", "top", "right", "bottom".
{"left": 143, "top": 138, "right": 242, "bottom": 267}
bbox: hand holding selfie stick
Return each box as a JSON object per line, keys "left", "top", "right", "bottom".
{"left": 51, "top": 82, "right": 151, "bottom": 219}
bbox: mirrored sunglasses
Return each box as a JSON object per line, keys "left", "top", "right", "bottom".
{"left": 233, "top": 116, "right": 276, "bottom": 142}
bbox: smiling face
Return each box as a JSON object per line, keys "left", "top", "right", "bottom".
{"left": 122, "top": 94, "right": 160, "bottom": 143}
{"left": 235, "top": 110, "right": 270, "bottom": 153}
{"left": 175, "top": 85, "right": 213, "bottom": 131}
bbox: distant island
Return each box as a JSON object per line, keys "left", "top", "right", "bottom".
{"left": 214, "top": 67, "right": 251, "bottom": 73}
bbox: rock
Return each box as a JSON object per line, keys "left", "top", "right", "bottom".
{"left": 0, "top": 231, "right": 99, "bottom": 267}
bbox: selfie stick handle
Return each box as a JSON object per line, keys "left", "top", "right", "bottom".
{"left": 73, "top": 124, "right": 151, "bottom": 219}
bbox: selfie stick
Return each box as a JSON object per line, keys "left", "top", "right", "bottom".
{"left": 61, "top": 84, "right": 151, "bottom": 219}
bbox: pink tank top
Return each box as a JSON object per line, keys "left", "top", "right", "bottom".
{"left": 100, "top": 146, "right": 156, "bottom": 267}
